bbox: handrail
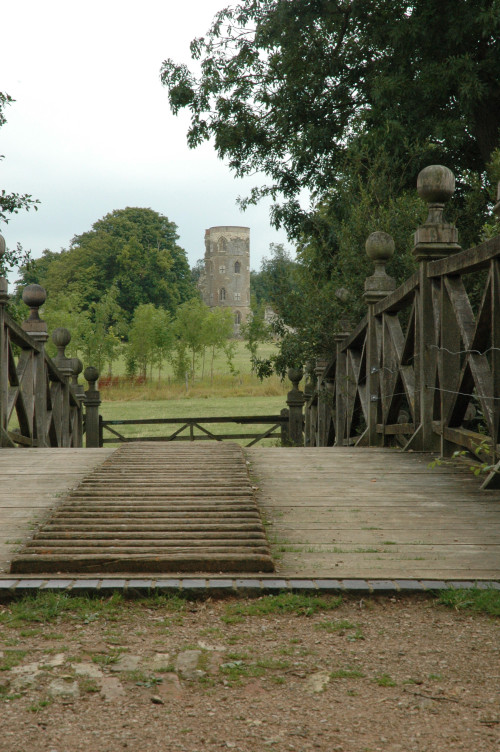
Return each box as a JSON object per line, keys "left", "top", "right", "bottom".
{"left": 0, "top": 266, "right": 87, "bottom": 448}
{"left": 303, "top": 165, "right": 500, "bottom": 481}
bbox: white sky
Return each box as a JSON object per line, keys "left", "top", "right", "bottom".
{"left": 0, "top": 0, "right": 290, "bottom": 281}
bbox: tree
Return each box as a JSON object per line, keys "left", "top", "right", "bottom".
{"left": 241, "top": 296, "right": 271, "bottom": 368}
{"left": 0, "top": 93, "right": 39, "bottom": 276}
{"left": 128, "top": 303, "right": 174, "bottom": 380}
{"left": 17, "top": 207, "right": 196, "bottom": 319}
{"left": 162, "top": 0, "right": 500, "bottom": 238}
{"left": 173, "top": 299, "right": 210, "bottom": 382}
{"left": 203, "top": 307, "right": 234, "bottom": 383}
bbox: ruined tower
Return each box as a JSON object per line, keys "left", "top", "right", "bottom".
{"left": 202, "top": 226, "right": 251, "bottom": 333}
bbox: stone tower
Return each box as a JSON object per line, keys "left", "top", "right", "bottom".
{"left": 202, "top": 226, "right": 251, "bottom": 334}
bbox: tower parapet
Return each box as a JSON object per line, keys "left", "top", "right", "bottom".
{"left": 202, "top": 226, "right": 251, "bottom": 333}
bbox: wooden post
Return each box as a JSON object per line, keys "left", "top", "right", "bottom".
{"left": 314, "top": 357, "right": 328, "bottom": 446}
{"left": 21, "top": 284, "right": 49, "bottom": 447}
{"left": 286, "top": 367, "right": 305, "bottom": 446}
{"left": 84, "top": 366, "right": 101, "bottom": 447}
{"left": 0, "top": 236, "right": 9, "bottom": 446}
{"left": 280, "top": 407, "right": 290, "bottom": 446}
{"left": 303, "top": 365, "right": 314, "bottom": 447}
{"left": 70, "top": 357, "right": 84, "bottom": 447}
{"left": 412, "top": 165, "right": 461, "bottom": 452}
{"left": 52, "top": 327, "right": 74, "bottom": 447}
{"left": 363, "top": 232, "right": 396, "bottom": 446}
{"left": 333, "top": 328, "right": 350, "bottom": 446}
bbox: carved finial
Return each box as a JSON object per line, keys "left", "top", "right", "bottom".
{"left": 287, "top": 367, "right": 304, "bottom": 392}
{"left": 363, "top": 231, "right": 396, "bottom": 304}
{"left": 0, "top": 234, "right": 6, "bottom": 260}
{"left": 70, "top": 356, "right": 83, "bottom": 384}
{"left": 22, "top": 284, "right": 48, "bottom": 335}
{"left": 70, "top": 357, "right": 85, "bottom": 397}
{"left": 413, "top": 165, "right": 461, "bottom": 260}
{"left": 84, "top": 366, "right": 100, "bottom": 390}
{"left": 52, "top": 327, "right": 73, "bottom": 374}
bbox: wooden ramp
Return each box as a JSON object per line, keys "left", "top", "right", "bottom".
{"left": 10, "top": 443, "right": 274, "bottom": 575}
{"left": 247, "top": 447, "right": 500, "bottom": 581}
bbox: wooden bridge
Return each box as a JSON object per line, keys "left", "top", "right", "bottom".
{"left": 0, "top": 166, "right": 499, "bottom": 585}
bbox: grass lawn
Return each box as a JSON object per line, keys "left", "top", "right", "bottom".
{"left": 97, "top": 341, "right": 291, "bottom": 446}
{"left": 100, "top": 394, "right": 288, "bottom": 446}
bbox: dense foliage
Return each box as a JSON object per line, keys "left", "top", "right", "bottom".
{"left": 163, "top": 0, "right": 500, "bottom": 373}
{"left": 0, "top": 93, "right": 39, "bottom": 275}
{"left": 18, "top": 207, "right": 195, "bottom": 319}
{"left": 162, "top": 0, "right": 500, "bottom": 237}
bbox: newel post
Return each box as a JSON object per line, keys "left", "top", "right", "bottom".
{"left": 0, "top": 236, "right": 9, "bottom": 444}
{"left": 363, "top": 232, "right": 396, "bottom": 446}
{"left": 70, "top": 357, "right": 85, "bottom": 446}
{"left": 333, "top": 322, "right": 351, "bottom": 446}
{"left": 52, "top": 328, "right": 74, "bottom": 447}
{"left": 412, "top": 165, "right": 461, "bottom": 452}
{"left": 22, "top": 284, "right": 50, "bottom": 447}
{"left": 84, "top": 366, "right": 101, "bottom": 447}
{"left": 286, "top": 367, "right": 305, "bottom": 446}
{"left": 303, "top": 364, "right": 315, "bottom": 447}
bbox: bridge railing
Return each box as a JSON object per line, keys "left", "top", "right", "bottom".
{"left": 0, "top": 237, "right": 87, "bottom": 448}
{"left": 304, "top": 166, "right": 500, "bottom": 471}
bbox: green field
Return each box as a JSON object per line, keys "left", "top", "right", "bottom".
{"left": 100, "top": 394, "right": 287, "bottom": 446}
{"left": 98, "top": 341, "right": 290, "bottom": 446}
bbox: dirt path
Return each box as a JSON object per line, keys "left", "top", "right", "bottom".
{"left": 0, "top": 593, "right": 498, "bottom": 752}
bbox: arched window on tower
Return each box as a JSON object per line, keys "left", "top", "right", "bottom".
{"left": 218, "top": 237, "right": 227, "bottom": 254}
{"left": 234, "top": 261, "right": 241, "bottom": 274}
{"left": 219, "top": 288, "right": 226, "bottom": 302}
{"left": 234, "top": 311, "right": 241, "bottom": 325}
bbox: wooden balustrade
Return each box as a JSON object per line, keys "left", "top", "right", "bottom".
{"left": 304, "top": 166, "right": 500, "bottom": 481}
{"left": 0, "top": 240, "right": 86, "bottom": 448}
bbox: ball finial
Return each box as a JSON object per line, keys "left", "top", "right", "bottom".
{"left": 22, "top": 284, "right": 47, "bottom": 311}
{"left": 417, "top": 165, "right": 455, "bottom": 205}
{"left": 365, "top": 231, "right": 395, "bottom": 263}
{"left": 52, "top": 327, "right": 71, "bottom": 349}
{"left": 84, "top": 366, "right": 99, "bottom": 384}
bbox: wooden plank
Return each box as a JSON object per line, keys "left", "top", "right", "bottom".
{"left": 428, "top": 235, "right": 500, "bottom": 277}
{"left": 373, "top": 272, "right": 419, "bottom": 315}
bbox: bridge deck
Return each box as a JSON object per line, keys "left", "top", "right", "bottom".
{"left": 247, "top": 447, "right": 500, "bottom": 581}
{"left": 0, "top": 446, "right": 499, "bottom": 581}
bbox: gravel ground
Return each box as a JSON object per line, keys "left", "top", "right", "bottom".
{"left": 0, "top": 593, "right": 498, "bottom": 752}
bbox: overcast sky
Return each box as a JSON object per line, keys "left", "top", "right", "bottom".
{"left": 1, "top": 0, "right": 291, "bottom": 281}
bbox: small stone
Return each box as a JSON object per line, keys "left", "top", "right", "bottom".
{"left": 175, "top": 650, "right": 205, "bottom": 680}
{"left": 48, "top": 679, "right": 80, "bottom": 699}
{"left": 100, "top": 676, "right": 125, "bottom": 702}
{"left": 304, "top": 671, "right": 330, "bottom": 694}
{"left": 151, "top": 695, "right": 164, "bottom": 705}
{"left": 47, "top": 653, "right": 66, "bottom": 667}
{"left": 150, "top": 653, "right": 171, "bottom": 671}
{"left": 74, "top": 662, "right": 104, "bottom": 680}
{"left": 110, "top": 654, "right": 141, "bottom": 673}
{"left": 197, "top": 641, "right": 226, "bottom": 653}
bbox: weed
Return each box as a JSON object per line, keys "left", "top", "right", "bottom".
{"left": 222, "top": 593, "right": 342, "bottom": 622}
{"left": 374, "top": 673, "right": 397, "bottom": 687}
{"left": 29, "top": 697, "right": 52, "bottom": 712}
{"left": 78, "top": 677, "right": 101, "bottom": 693}
{"left": 436, "top": 587, "right": 500, "bottom": 617}
{"left": 428, "top": 673, "right": 443, "bottom": 681}
{"left": 330, "top": 668, "right": 365, "bottom": 679}
{"left": 0, "top": 650, "right": 27, "bottom": 671}
{"left": 315, "top": 619, "right": 357, "bottom": 634}
{"left": 91, "top": 647, "right": 127, "bottom": 667}
{"left": 220, "top": 657, "right": 289, "bottom": 683}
